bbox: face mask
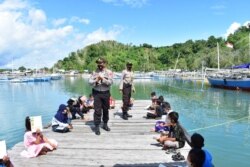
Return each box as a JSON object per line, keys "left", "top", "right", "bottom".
{"left": 98, "top": 65, "right": 104, "bottom": 70}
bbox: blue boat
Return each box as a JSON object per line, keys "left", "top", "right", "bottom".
{"left": 207, "top": 77, "right": 250, "bottom": 90}
{"left": 207, "top": 63, "right": 250, "bottom": 90}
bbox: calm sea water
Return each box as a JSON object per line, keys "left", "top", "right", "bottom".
{"left": 1, "top": 76, "right": 250, "bottom": 167}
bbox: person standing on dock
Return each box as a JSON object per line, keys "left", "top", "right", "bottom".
{"left": 119, "top": 62, "right": 135, "bottom": 120}
{"left": 89, "top": 57, "right": 113, "bottom": 135}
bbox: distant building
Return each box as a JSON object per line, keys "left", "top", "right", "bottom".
{"left": 225, "top": 42, "right": 234, "bottom": 49}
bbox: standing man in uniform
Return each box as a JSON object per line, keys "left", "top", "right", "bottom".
{"left": 89, "top": 57, "right": 113, "bottom": 135}
{"left": 119, "top": 62, "right": 135, "bottom": 120}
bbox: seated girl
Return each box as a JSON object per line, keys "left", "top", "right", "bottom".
{"left": 78, "top": 96, "right": 90, "bottom": 114}
{"left": 67, "top": 96, "right": 89, "bottom": 120}
{"left": 151, "top": 102, "right": 172, "bottom": 132}
{"left": 154, "top": 112, "right": 185, "bottom": 149}
{"left": 146, "top": 92, "right": 158, "bottom": 110}
{"left": 21, "top": 116, "right": 57, "bottom": 158}
{"left": 67, "top": 98, "right": 84, "bottom": 119}
{"left": 146, "top": 99, "right": 163, "bottom": 119}
{"left": 52, "top": 104, "right": 73, "bottom": 133}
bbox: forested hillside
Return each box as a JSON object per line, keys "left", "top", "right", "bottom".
{"left": 54, "top": 25, "right": 250, "bottom": 72}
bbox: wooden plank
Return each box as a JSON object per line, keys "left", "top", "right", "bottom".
{"left": 8, "top": 100, "right": 190, "bottom": 167}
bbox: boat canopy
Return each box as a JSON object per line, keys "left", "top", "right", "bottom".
{"left": 232, "top": 63, "right": 250, "bottom": 69}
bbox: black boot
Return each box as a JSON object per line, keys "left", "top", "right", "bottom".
{"left": 95, "top": 126, "right": 100, "bottom": 135}
{"left": 102, "top": 123, "right": 111, "bottom": 131}
{"left": 122, "top": 113, "right": 128, "bottom": 120}
{"left": 126, "top": 113, "right": 132, "bottom": 118}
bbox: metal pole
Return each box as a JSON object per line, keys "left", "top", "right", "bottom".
{"left": 174, "top": 52, "right": 180, "bottom": 71}
{"left": 217, "top": 42, "right": 220, "bottom": 70}
{"left": 201, "top": 61, "right": 204, "bottom": 79}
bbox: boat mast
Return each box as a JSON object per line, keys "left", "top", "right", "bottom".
{"left": 248, "top": 23, "right": 250, "bottom": 63}
{"left": 217, "top": 42, "right": 220, "bottom": 70}
{"left": 174, "top": 52, "right": 180, "bottom": 71}
{"left": 12, "top": 56, "right": 14, "bottom": 74}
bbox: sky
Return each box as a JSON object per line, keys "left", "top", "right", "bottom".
{"left": 0, "top": 0, "right": 249, "bottom": 69}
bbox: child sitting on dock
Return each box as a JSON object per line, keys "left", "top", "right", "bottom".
{"left": 67, "top": 97, "right": 83, "bottom": 120}
{"left": 151, "top": 102, "right": 172, "bottom": 132}
{"left": 78, "top": 96, "right": 90, "bottom": 114}
{"left": 154, "top": 112, "right": 185, "bottom": 149}
{"left": 146, "top": 92, "right": 158, "bottom": 110}
{"left": 145, "top": 97, "right": 165, "bottom": 119}
{"left": 21, "top": 116, "right": 57, "bottom": 158}
{"left": 187, "top": 148, "right": 205, "bottom": 167}
{"left": 52, "top": 104, "right": 73, "bottom": 133}
{"left": 67, "top": 96, "right": 90, "bottom": 120}
{"left": 190, "top": 133, "right": 213, "bottom": 167}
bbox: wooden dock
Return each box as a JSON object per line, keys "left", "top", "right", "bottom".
{"left": 8, "top": 100, "right": 190, "bottom": 167}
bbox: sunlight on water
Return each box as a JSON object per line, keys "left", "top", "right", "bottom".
{"left": 0, "top": 76, "right": 250, "bottom": 166}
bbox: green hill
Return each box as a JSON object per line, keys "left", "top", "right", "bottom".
{"left": 53, "top": 25, "right": 250, "bottom": 72}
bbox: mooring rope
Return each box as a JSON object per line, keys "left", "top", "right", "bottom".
{"left": 188, "top": 116, "right": 250, "bottom": 132}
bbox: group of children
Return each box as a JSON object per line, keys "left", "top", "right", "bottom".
{"left": 51, "top": 94, "right": 95, "bottom": 133}
{"left": 17, "top": 93, "right": 121, "bottom": 160}
{"left": 146, "top": 92, "right": 213, "bottom": 167}
{"left": 17, "top": 94, "right": 95, "bottom": 160}
{"left": 9, "top": 91, "right": 213, "bottom": 167}
{"left": 145, "top": 92, "right": 171, "bottom": 119}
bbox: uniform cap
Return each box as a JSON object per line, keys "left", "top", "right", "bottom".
{"left": 96, "top": 57, "right": 106, "bottom": 64}
{"left": 126, "top": 62, "right": 133, "bottom": 67}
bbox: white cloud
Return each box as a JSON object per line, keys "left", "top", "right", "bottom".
{"left": 101, "top": 0, "right": 148, "bottom": 8}
{"left": 243, "top": 21, "right": 250, "bottom": 27}
{"left": 52, "top": 18, "right": 67, "bottom": 27}
{"left": 79, "top": 18, "right": 90, "bottom": 25}
{"left": 28, "top": 9, "right": 46, "bottom": 26}
{"left": 0, "top": 0, "right": 122, "bottom": 68}
{"left": 210, "top": 4, "right": 226, "bottom": 15}
{"left": 0, "top": 0, "right": 28, "bottom": 11}
{"left": 70, "top": 16, "right": 90, "bottom": 25}
{"left": 211, "top": 5, "right": 226, "bottom": 10}
{"left": 83, "top": 25, "right": 124, "bottom": 46}
{"left": 224, "top": 22, "right": 241, "bottom": 37}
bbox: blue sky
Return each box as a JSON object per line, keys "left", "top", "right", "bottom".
{"left": 0, "top": 0, "right": 249, "bottom": 68}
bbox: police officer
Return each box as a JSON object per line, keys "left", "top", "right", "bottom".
{"left": 119, "top": 62, "right": 135, "bottom": 120}
{"left": 89, "top": 57, "right": 113, "bottom": 135}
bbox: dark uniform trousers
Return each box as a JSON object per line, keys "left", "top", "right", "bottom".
{"left": 92, "top": 89, "right": 110, "bottom": 126}
{"left": 122, "top": 83, "right": 132, "bottom": 115}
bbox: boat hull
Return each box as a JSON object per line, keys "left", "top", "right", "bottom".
{"left": 207, "top": 77, "right": 250, "bottom": 91}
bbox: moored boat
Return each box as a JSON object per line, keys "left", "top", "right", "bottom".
{"left": 207, "top": 76, "right": 250, "bottom": 90}
{"left": 207, "top": 63, "right": 250, "bottom": 90}
{"left": 50, "top": 73, "right": 62, "bottom": 80}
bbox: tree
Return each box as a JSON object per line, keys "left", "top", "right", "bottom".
{"left": 206, "top": 36, "right": 217, "bottom": 48}
{"left": 18, "top": 66, "right": 26, "bottom": 72}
